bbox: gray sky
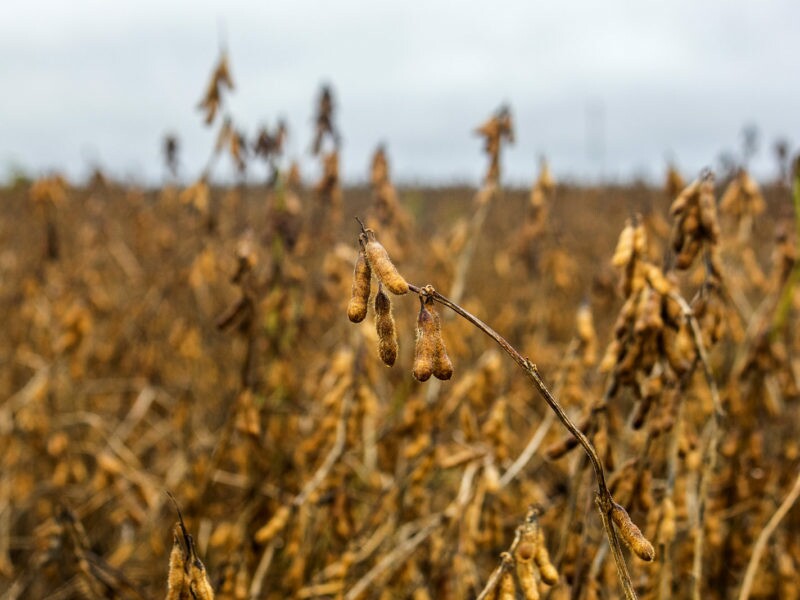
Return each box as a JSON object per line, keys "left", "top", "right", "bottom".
{"left": 1, "top": 0, "right": 797, "bottom": 186}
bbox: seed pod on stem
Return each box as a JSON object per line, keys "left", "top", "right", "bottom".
{"left": 514, "top": 539, "right": 540, "bottom": 600}
{"left": 166, "top": 527, "right": 188, "bottom": 599}
{"left": 413, "top": 293, "right": 453, "bottom": 381}
{"left": 611, "top": 221, "right": 635, "bottom": 267}
{"left": 610, "top": 502, "right": 655, "bottom": 561}
{"left": 534, "top": 527, "right": 559, "bottom": 585}
{"left": 347, "top": 248, "right": 371, "bottom": 323}
{"left": 697, "top": 175, "right": 720, "bottom": 243}
{"left": 413, "top": 297, "right": 436, "bottom": 382}
{"left": 669, "top": 171, "right": 719, "bottom": 270}
{"left": 374, "top": 283, "right": 398, "bottom": 366}
{"left": 419, "top": 291, "right": 453, "bottom": 380}
{"left": 431, "top": 301, "right": 454, "bottom": 380}
{"left": 636, "top": 468, "right": 654, "bottom": 511}
{"left": 659, "top": 497, "right": 676, "bottom": 543}
{"left": 166, "top": 497, "right": 215, "bottom": 600}
{"left": 576, "top": 302, "right": 598, "bottom": 366}
{"left": 188, "top": 557, "right": 215, "bottom": 600}
{"left": 497, "top": 568, "right": 516, "bottom": 600}
{"left": 255, "top": 505, "right": 291, "bottom": 543}
{"left": 360, "top": 228, "right": 409, "bottom": 295}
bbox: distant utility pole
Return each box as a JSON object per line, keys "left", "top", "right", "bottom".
{"left": 585, "top": 101, "right": 606, "bottom": 182}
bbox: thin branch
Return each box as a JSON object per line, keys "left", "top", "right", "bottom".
{"left": 498, "top": 411, "right": 555, "bottom": 489}
{"left": 249, "top": 540, "right": 277, "bottom": 600}
{"left": 341, "top": 460, "right": 479, "bottom": 599}
{"left": 669, "top": 290, "right": 725, "bottom": 600}
{"left": 294, "top": 391, "right": 353, "bottom": 507}
{"left": 499, "top": 339, "right": 578, "bottom": 489}
{"left": 474, "top": 511, "right": 527, "bottom": 600}
{"left": 343, "top": 514, "right": 443, "bottom": 600}
{"left": 475, "top": 551, "right": 516, "bottom": 600}
{"left": 737, "top": 469, "right": 800, "bottom": 600}
{"left": 313, "top": 519, "right": 396, "bottom": 584}
{"left": 589, "top": 539, "right": 610, "bottom": 580}
{"left": 448, "top": 183, "right": 495, "bottom": 306}
{"left": 250, "top": 386, "right": 353, "bottom": 592}
{"left": 668, "top": 291, "right": 724, "bottom": 419}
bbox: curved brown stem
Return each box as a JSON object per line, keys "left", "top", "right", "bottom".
{"left": 410, "top": 284, "right": 610, "bottom": 497}
{"left": 407, "top": 283, "right": 638, "bottom": 599}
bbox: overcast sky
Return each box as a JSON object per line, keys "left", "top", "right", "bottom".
{"left": 1, "top": 1, "right": 797, "bottom": 186}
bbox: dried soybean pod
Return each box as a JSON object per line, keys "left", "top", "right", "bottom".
{"left": 413, "top": 297, "right": 436, "bottom": 381}
{"left": 514, "top": 539, "right": 540, "bottom": 600}
{"left": 636, "top": 468, "right": 654, "bottom": 511}
{"left": 361, "top": 229, "right": 409, "bottom": 295}
{"left": 425, "top": 296, "right": 453, "bottom": 380}
{"left": 611, "top": 221, "right": 635, "bottom": 267}
{"left": 631, "top": 394, "right": 653, "bottom": 430}
{"left": 166, "top": 526, "right": 189, "bottom": 600}
{"left": 610, "top": 502, "right": 655, "bottom": 561}
{"left": 497, "top": 567, "right": 516, "bottom": 600}
{"left": 347, "top": 248, "right": 371, "bottom": 323}
{"left": 659, "top": 497, "right": 676, "bottom": 543}
{"left": 167, "top": 514, "right": 215, "bottom": 600}
{"left": 374, "top": 284, "right": 398, "bottom": 366}
{"left": 254, "top": 505, "right": 291, "bottom": 543}
{"left": 698, "top": 176, "right": 720, "bottom": 241}
{"left": 545, "top": 433, "right": 580, "bottom": 459}
{"left": 433, "top": 350, "right": 453, "bottom": 380}
{"left": 188, "top": 556, "right": 215, "bottom": 600}
{"left": 534, "top": 527, "right": 559, "bottom": 585}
